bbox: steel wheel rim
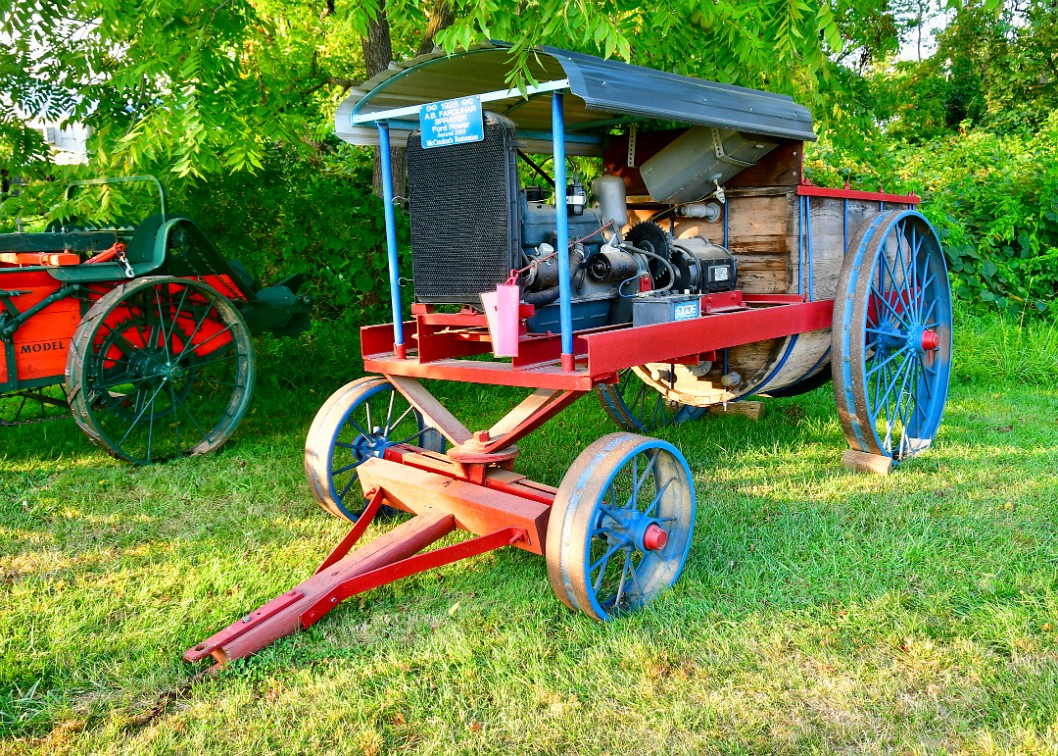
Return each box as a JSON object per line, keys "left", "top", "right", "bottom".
{"left": 305, "top": 377, "right": 441, "bottom": 521}
{"left": 548, "top": 433, "right": 695, "bottom": 621}
{"left": 835, "top": 210, "right": 952, "bottom": 460}
{"left": 596, "top": 369, "right": 706, "bottom": 432}
{"left": 67, "top": 277, "right": 255, "bottom": 464}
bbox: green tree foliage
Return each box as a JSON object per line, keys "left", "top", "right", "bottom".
{"left": 3, "top": 0, "right": 855, "bottom": 179}
{"left": 171, "top": 141, "right": 404, "bottom": 324}
{"left": 3, "top": 0, "right": 1057, "bottom": 318}
{"left": 892, "top": 115, "right": 1058, "bottom": 316}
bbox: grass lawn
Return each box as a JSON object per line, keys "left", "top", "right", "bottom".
{"left": 2, "top": 311, "right": 1057, "bottom": 754}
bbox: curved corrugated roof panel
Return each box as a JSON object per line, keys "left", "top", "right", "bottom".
{"left": 335, "top": 43, "right": 815, "bottom": 153}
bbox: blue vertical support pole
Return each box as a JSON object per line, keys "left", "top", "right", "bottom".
{"left": 723, "top": 201, "right": 729, "bottom": 247}
{"left": 805, "top": 196, "right": 814, "bottom": 300}
{"left": 377, "top": 121, "right": 406, "bottom": 359}
{"left": 796, "top": 195, "right": 804, "bottom": 296}
{"left": 552, "top": 92, "right": 574, "bottom": 372}
{"left": 843, "top": 199, "right": 849, "bottom": 252}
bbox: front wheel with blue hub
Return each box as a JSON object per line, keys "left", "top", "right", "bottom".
{"left": 546, "top": 432, "right": 695, "bottom": 621}
{"left": 304, "top": 376, "right": 444, "bottom": 521}
{"left": 832, "top": 209, "right": 953, "bottom": 461}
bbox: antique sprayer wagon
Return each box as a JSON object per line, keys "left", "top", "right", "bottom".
{"left": 0, "top": 176, "right": 309, "bottom": 463}
{"left": 187, "top": 44, "right": 952, "bottom": 668}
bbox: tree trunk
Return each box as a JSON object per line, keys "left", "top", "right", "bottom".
{"left": 416, "top": 1, "right": 454, "bottom": 57}
{"left": 363, "top": 2, "right": 454, "bottom": 199}
{"left": 362, "top": 8, "right": 406, "bottom": 199}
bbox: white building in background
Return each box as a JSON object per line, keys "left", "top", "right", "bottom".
{"left": 26, "top": 119, "right": 90, "bottom": 164}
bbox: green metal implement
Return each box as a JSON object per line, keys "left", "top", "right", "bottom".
{"left": 0, "top": 174, "right": 310, "bottom": 461}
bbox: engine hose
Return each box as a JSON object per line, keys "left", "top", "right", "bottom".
{"left": 522, "top": 285, "right": 560, "bottom": 307}
{"left": 521, "top": 249, "right": 584, "bottom": 307}
{"left": 619, "top": 243, "right": 677, "bottom": 293}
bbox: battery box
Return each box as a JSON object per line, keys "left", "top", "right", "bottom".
{"left": 632, "top": 293, "right": 702, "bottom": 328}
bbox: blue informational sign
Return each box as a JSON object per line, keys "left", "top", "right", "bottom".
{"left": 420, "top": 96, "right": 484, "bottom": 149}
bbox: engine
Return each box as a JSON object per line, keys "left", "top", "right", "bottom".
{"left": 406, "top": 111, "right": 737, "bottom": 333}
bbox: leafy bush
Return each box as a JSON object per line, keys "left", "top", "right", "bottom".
{"left": 170, "top": 142, "right": 408, "bottom": 326}
{"left": 892, "top": 112, "right": 1058, "bottom": 317}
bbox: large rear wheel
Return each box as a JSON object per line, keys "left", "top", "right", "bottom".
{"left": 832, "top": 210, "right": 952, "bottom": 461}
{"left": 66, "top": 276, "right": 255, "bottom": 464}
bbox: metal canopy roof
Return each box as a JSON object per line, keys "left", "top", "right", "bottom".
{"left": 334, "top": 43, "right": 816, "bottom": 154}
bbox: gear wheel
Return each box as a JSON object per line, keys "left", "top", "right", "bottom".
{"left": 626, "top": 222, "right": 673, "bottom": 289}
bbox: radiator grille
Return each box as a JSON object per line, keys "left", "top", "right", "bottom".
{"left": 407, "top": 114, "right": 521, "bottom": 305}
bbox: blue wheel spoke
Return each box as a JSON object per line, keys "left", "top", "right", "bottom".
{"left": 919, "top": 271, "right": 936, "bottom": 306}
{"left": 871, "top": 284, "right": 911, "bottom": 328}
{"left": 866, "top": 345, "right": 909, "bottom": 379}
{"left": 332, "top": 461, "right": 360, "bottom": 476}
{"left": 626, "top": 557, "right": 644, "bottom": 597}
{"left": 872, "top": 356, "right": 892, "bottom": 424}
{"left": 383, "top": 390, "right": 395, "bottom": 435}
{"left": 590, "top": 541, "right": 627, "bottom": 575}
{"left": 878, "top": 242, "right": 900, "bottom": 304}
{"left": 388, "top": 404, "right": 415, "bottom": 434}
{"left": 630, "top": 454, "right": 638, "bottom": 510}
{"left": 347, "top": 417, "right": 372, "bottom": 440}
{"left": 614, "top": 551, "right": 632, "bottom": 608}
{"left": 630, "top": 381, "right": 647, "bottom": 425}
{"left": 897, "top": 231, "right": 913, "bottom": 288}
{"left": 884, "top": 353, "right": 918, "bottom": 452}
{"left": 644, "top": 477, "right": 675, "bottom": 518}
{"left": 910, "top": 232, "right": 923, "bottom": 322}
{"left": 337, "top": 473, "right": 359, "bottom": 502}
{"left": 632, "top": 451, "right": 660, "bottom": 510}
{"left": 875, "top": 350, "right": 915, "bottom": 421}
{"left": 395, "top": 426, "right": 430, "bottom": 445}
{"left": 921, "top": 298, "right": 938, "bottom": 330}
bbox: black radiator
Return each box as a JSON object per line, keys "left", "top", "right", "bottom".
{"left": 407, "top": 113, "right": 521, "bottom": 305}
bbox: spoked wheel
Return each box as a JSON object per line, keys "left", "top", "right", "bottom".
{"left": 596, "top": 369, "right": 706, "bottom": 432}
{"left": 66, "top": 276, "right": 255, "bottom": 464}
{"left": 546, "top": 432, "right": 695, "bottom": 621}
{"left": 304, "top": 377, "right": 444, "bottom": 522}
{"left": 833, "top": 209, "right": 953, "bottom": 461}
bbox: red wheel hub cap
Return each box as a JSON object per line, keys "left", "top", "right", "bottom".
{"left": 643, "top": 523, "right": 668, "bottom": 551}
{"left": 921, "top": 329, "right": 940, "bottom": 351}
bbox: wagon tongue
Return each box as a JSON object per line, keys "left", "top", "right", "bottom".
{"left": 184, "top": 487, "right": 525, "bottom": 670}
